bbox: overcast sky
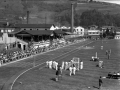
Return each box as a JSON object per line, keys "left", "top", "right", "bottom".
{"left": 97, "top": 0, "right": 120, "bottom": 5}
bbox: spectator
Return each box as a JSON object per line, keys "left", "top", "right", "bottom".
{"left": 99, "top": 76, "right": 103, "bottom": 89}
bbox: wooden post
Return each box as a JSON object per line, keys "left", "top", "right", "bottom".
{"left": 96, "top": 52, "right": 97, "bottom": 57}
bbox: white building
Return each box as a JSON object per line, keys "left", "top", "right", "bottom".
{"left": 0, "top": 33, "right": 16, "bottom": 44}
{"left": 115, "top": 35, "right": 120, "bottom": 39}
{"left": 60, "top": 26, "right": 70, "bottom": 29}
{"left": 88, "top": 30, "right": 100, "bottom": 36}
{"left": 49, "top": 25, "right": 57, "bottom": 30}
{"left": 73, "top": 26, "right": 84, "bottom": 36}
{"left": 115, "top": 31, "right": 120, "bottom": 39}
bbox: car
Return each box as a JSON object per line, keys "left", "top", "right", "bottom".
{"left": 107, "top": 72, "right": 120, "bottom": 79}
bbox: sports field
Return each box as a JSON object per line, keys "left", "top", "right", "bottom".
{"left": 1, "top": 39, "right": 120, "bottom": 90}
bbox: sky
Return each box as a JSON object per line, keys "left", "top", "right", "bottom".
{"left": 97, "top": 0, "right": 120, "bottom": 5}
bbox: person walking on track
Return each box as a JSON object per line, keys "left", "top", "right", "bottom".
{"left": 99, "top": 76, "right": 103, "bottom": 89}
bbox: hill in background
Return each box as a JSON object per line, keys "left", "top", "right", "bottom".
{"left": 1, "top": 0, "right": 120, "bottom": 25}
{"left": 24, "top": 0, "right": 120, "bottom": 25}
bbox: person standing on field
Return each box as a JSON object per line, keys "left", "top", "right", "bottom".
{"left": 80, "top": 60, "right": 83, "bottom": 69}
{"left": 99, "top": 76, "right": 103, "bottom": 89}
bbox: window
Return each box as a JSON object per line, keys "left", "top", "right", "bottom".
{"left": 81, "top": 29, "right": 82, "bottom": 31}
{"left": 1, "top": 30, "right": 4, "bottom": 33}
{"left": 8, "top": 30, "right": 11, "bottom": 32}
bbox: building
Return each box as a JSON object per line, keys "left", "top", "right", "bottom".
{"left": 87, "top": 30, "right": 101, "bottom": 39}
{"left": 0, "top": 33, "right": 16, "bottom": 44}
{"left": 101, "top": 26, "right": 115, "bottom": 32}
{"left": 0, "top": 23, "right": 56, "bottom": 33}
{"left": 0, "top": 22, "right": 15, "bottom": 33}
{"left": 73, "top": 26, "right": 84, "bottom": 36}
{"left": 13, "top": 24, "right": 56, "bottom": 31}
{"left": 89, "top": 25, "right": 98, "bottom": 30}
{"left": 114, "top": 27, "right": 120, "bottom": 39}
{"left": 88, "top": 30, "right": 100, "bottom": 36}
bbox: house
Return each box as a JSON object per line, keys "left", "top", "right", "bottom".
{"left": 101, "top": 26, "right": 115, "bottom": 32}
{"left": 87, "top": 29, "right": 101, "bottom": 39}
{"left": 0, "top": 32, "right": 16, "bottom": 44}
{"left": 0, "top": 22, "right": 15, "bottom": 33}
{"left": 114, "top": 27, "right": 120, "bottom": 39}
{"left": 87, "top": 25, "right": 101, "bottom": 35}
{"left": 89, "top": 25, "right": 98, "bottom": 30}
{"left": 73, "top": 26, "right": 84, "bottom": 36}
{"left": 88, "top": 29, "right": 101, "bottom": 35}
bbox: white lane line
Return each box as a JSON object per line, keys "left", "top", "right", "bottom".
{"left": 10, "top": 41, "right": 93, "bottom": 90}
{"left": 2, "top": 40, "right": 87, "bottom": 67}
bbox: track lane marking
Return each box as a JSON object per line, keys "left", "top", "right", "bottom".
{"left": 10, "top": 41, "right": 93, "bottom": 90}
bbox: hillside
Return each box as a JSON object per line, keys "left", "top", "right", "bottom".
{"left": 0, "top": 0, "right": 120, "bottom": 25}
{"left": 24, "top": 0, "right": 120, "bottom": 25}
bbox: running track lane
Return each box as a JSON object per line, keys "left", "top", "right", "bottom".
{"left": 10, "top": 41, "right": 94, "bottom": 90}
{"left": 1, "top": 40, "right": 91, "bottom": 90}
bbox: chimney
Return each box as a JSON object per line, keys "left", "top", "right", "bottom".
{"left": 71, "top": 3, "right": 74, "bottom": 33}
{"left": 27, "top": 10, "right": 29, "bottom": 24}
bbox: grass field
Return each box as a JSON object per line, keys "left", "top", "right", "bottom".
{"left": 0, "top": 39, "right": 90, "bottom": 90}
{"left": 6, "top": 39, "right": 120, "bottom": 90}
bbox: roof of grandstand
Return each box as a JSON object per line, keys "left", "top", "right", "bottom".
{"left": 53, "top": 30, "right": 65, "bottom": 34}
{"left": 13, "top": 24, "right": 55, "bottom": 28}
{"left": 12, "top": 30, "right": 53, "bottom": 36}
{"left": 10, "top": 29, "right": 66, "bottom": 36}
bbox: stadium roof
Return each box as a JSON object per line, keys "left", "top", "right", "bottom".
{"left": 53, "top": 30, "right": 65, "bottom": 34}
{"left": 12, "top": 30, "right": 53, "bottom": 36}
{"left": 14, "top": 24, "right": 54, "bottom": 28}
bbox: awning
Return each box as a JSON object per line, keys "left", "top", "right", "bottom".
{"left": 65, "top": 32, "right": 73, "bottom": 35}
{"left": 53, "top": 30, "right": 65, "bottom": 34}
{"left": 16, "top": 34, "right": 31, "bottom": 36}
{"left": 24, "top": 30, "right": 53, "bottom": 36}
{"left": 13, "top": 30, "right": 53, "bottom": 36}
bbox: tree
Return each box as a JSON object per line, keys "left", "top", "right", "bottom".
{"left": 0, "top": 0, "right": 25, "bottom": 21}
{"left": 80, "top": 9, "right": 106, "bottom": 27}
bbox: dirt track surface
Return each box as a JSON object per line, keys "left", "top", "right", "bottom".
{"left": 11, "top": 39, "right": 120, "bottom": 90}
{"left": 0, "top": 40, "right": 91, "bottom": 90}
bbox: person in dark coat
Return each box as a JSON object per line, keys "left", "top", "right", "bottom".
{"left": 55, "top": 65, "right": 62, "bottom": 81}
{"left": 106, "top": 50, "right": 108, "bottom": 55}
{"left": 108, "top": 53, "right": 110, "bottom": 59}
{"left": 99, "top": 76, "right": 103, "bottom": 89}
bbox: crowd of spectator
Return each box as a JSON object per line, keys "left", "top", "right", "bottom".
{"left": 0, "top": 38, "right": 86, "bottom": 66}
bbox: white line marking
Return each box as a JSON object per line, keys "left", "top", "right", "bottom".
{"left": 10, "top": 40, "right": 93, "bottom": 90}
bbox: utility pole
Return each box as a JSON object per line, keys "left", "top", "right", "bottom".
{"left": 26, "top": 0, "right": 29, "bottom": 24}
{"left": 71, "top": 3, "right": 74, "bottom": 33}
{"left": 27, "top": 10, "right": 29, "bottom": 24}
{"left": 45, "top": 14, "right": 47, "bottom": 30}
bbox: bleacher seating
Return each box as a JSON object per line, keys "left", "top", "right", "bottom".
{"left": 0, "top": 38, "right": 86, "bottom": 66}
